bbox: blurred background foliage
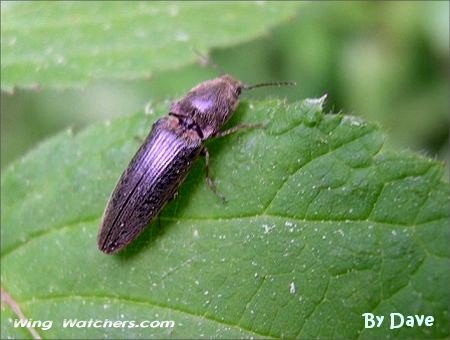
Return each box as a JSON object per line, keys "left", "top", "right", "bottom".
{"left": 2, "top": 1, "right": 448, "bottom": 173}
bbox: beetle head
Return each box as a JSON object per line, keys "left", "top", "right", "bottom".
{"left": 169, "top": 75, "right": 295, "bottom": 140}
{"left": 170, "top": 74, "right": 242, "bottom": 139}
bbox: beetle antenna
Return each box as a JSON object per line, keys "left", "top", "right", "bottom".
{"left": 243, "top": 81, "right": 297, "bottom": 91}
{"left": 192, "top": 48, "right": 226, "bottom": 75}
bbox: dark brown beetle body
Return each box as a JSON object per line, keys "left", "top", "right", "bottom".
{"left": 98, "top": 75, "right": 294, "bottom": 253}
{"left": 98, "top": 75, "right": 243, "bottom": 253}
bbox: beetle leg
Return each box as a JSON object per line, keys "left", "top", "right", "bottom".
{"left": 166, "top": 190, "right": 179, "bottom": 203}
{"left": 214, "top": 123, "right": 265, "bottom": 138}
{"left": 201, "top": 147, "right": 226, "bottom": 203}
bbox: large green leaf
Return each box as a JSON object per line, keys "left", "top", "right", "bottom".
{"left": 1, "top": 1, "right": 299, "bottom": 91}
{"left": 1, "top": 97, "right": 448, "bottom": 338}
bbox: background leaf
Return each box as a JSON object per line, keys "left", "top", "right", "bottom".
{"left": 1, "top": 98, "right": 448, "bottom": 338}
{"left": 2, "top": 2, "right": 447, "bottom": 177}
{"left": 1, "top": 1, "right": 299, "bottom": 90}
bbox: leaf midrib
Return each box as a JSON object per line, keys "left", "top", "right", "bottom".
{"left": 1, "top": 213, "right": 446, "bottom": 260}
